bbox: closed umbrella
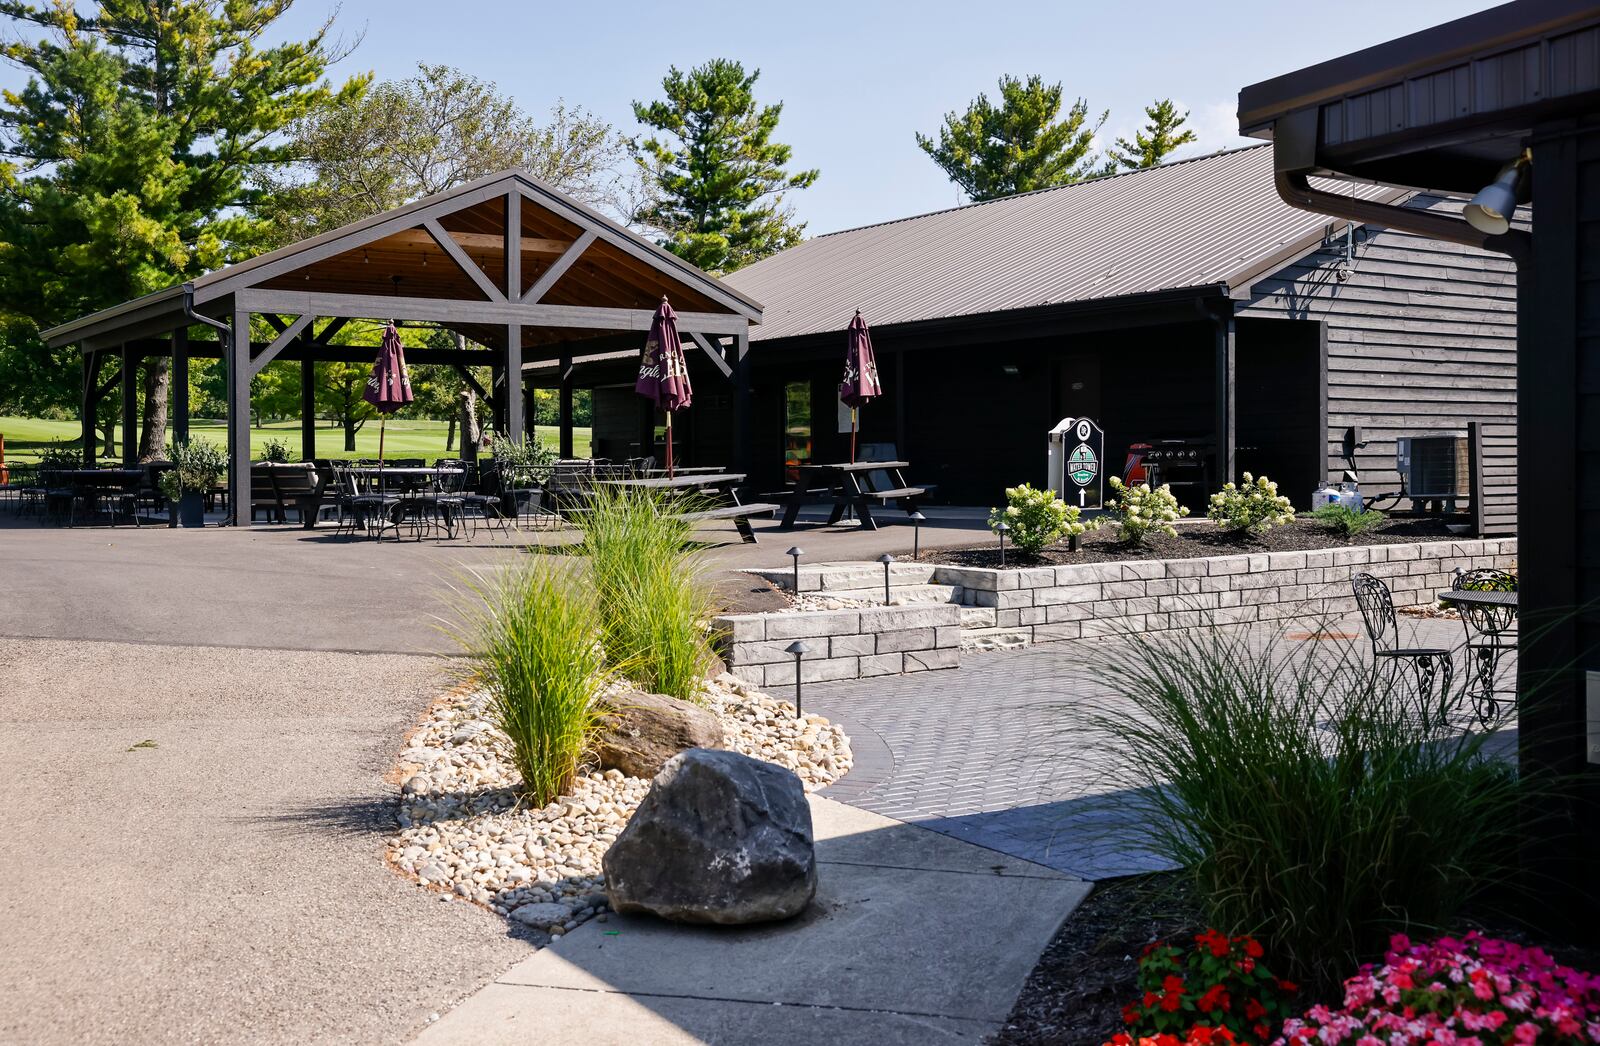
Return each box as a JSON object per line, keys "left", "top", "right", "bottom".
{"left": 635, "top": 296, "right": 692, "bottom": 477}
{"left": 363, "top": 321, "right": 414, "bottom": 491}
{"left": 839, "top": 310, "right": 883, "bottom": 463}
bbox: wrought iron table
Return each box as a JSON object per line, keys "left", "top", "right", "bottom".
{"left": 1436, "top": 587, "right": 1518, "bottom": 723}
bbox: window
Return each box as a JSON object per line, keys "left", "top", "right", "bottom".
{"left": 783, "top": 381, "right": 812, "bottom": 483}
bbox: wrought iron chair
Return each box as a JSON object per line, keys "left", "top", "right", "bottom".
{"left": 1351, "top": 572, "right": 1455, "bottom": 715}
{"left": 1451, "top": 567, "right": 1518, "bottom": 724}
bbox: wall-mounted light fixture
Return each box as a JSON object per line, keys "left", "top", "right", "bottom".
{"left": 1464, "top": 149, "right": 1532, "bottom": 236}
{"left": 1001, "top": 364, "right": 1021, "bottom": 377}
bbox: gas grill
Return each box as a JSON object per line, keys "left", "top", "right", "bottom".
{"left": 1132, "top": 439, "right": 1214, "bottom": 502}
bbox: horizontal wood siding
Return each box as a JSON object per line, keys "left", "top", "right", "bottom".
{"left": 1240, "top": 199, "right": 1518, "bottom": 534}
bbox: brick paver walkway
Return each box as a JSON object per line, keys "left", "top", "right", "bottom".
{"left": 809, "top": 616, "right": 1512, "bottom": 881}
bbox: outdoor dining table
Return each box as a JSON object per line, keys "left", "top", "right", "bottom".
{"left": 342, "top": 466, "right": 465, "bottom": 538}
{"left": 1436, "top": 587, "right": 1518, "bottom": 722}
{"left": 49, "top": 469, "right": 144, "bottom": 525}
{"left": 596, "top": 472, "right": 746, "bottom": 491}
{"left": 777, "top": 460, "right": 916, "bottom": 531}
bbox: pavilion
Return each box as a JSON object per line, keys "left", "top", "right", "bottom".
{"left": 39, "top": 170, "right": 763, "bottom": 525}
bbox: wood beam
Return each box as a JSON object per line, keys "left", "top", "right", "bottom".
{"left": 452, "top": 363, "right": 489, "bottom": 401}
{"left": 120, "top": 344, "right": 136, "bottom": 467}
{"left": 314, "top": 317, "right": 349, "bottom": 344}
{"left": 229, "top": 310, "right": 251, "bottom": 526}
{"left": 505, "top": 191, "right": 521, "bottom": 301}
{"left": 80, "top": 350, "right": 95, "bottom": 467}
{"left": 522, "top": 230, "right": 596, "bottom": 305}
{"left": 688, "top": 331, "right": 733, "bottom": 379}
{"left": 504, "top": 323, "right": 524, "bottom": 443}
{"left": 248, "top": 313, "right": 315, "bottom": 378}
{"left": 94, "top": 367, "right": 125, "bottom": 402}
{"left": 558, "top": 351, "right": 574, "bottom": 459}
{"left": 385, "top": 227, "right": 567, "bottom": 256}
{"left": 233, "top": 288, "right": 749, "bottom": 335}
{"left": 423, "top": 218, "right": 506, "bottom": 304}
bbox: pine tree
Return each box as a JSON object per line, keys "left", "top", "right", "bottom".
{"left": 1105, "top": 99, "right": 1198, "bottom": 171}
{"left": 916, "top": 75, "right": 1106, "bottom": 201}
{"left": 632, "top": 59, "right": 818, "bottom": 273}
{"left": 0, "top": 0, "right": 361, "bottom": 455}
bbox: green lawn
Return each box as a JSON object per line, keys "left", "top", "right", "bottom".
{"left": 0, "top": 415, "right": 591, "bottom": 464}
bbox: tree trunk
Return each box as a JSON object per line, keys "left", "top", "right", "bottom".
{"left": 459, "top": 389, "right": 480, "bottom": 462}
{"left": 100, "top": 418, "right": 115, "bottom": 457}
{"left": 343, "top": 416, "right": 357, "bottom": 453}
{"left": 446, "top": 415, "right": 456, "bottom": 451}
{"left": 138, "top": 355, "right": 171, "bottom": 461}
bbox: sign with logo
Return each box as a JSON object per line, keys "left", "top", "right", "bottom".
{"left": 1047, "top": 416, "right": 1105, "bottom": 509}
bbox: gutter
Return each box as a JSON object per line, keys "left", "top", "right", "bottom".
{"left": 1273, "top": 169, "right": 1530, "bottom": 263}
{"left": 181, "top": 283, "right": 232, "bottom": 351}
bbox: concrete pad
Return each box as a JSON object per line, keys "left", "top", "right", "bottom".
{"left": 416, "top": 983, "right": 988, "bottom": 1046}
{"left": 418, "top": 796, "right": 1090, "bottom": 1044}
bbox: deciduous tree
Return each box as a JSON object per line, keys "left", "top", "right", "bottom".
{"left": 916, "top": 75, "right": 1106, "bottom": 201}
{"left": 632, "top": 59, "right": 818, "bottom": 273}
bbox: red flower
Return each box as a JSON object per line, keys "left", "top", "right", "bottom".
{"left": 1122, "top": 1004, "right": 1139, "bottom": 1025}
{"left": 1245, "top": 998, "right": 1267, "bottom": 1020}
{"left": 1163, "top": 975, "right": 1185, "bottom": 993}
{"left": 1143, "top": 991, "right": 1159, "bottom": 1008}
{"left": 1197, "top": 985, "right": 1231, "bottom": 1013}
{"left": 1243, "top": 938, "right": 1264, "bottom": 959}
{"left": 1253, "top": 1022, "right": 1270, "bottom": 1040}
{"left": 1278, "top": 979, "right": 1299, "bottom": 993}
{"left": 1160, "top": 992, "right": 1183, "bottom": 1012}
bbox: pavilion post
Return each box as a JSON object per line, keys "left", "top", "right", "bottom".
{"left": 505, "top": 190, "right": 521, "bottom": 301}
{"left": 80, "top": 349, "right": 96, "bottom": 467}
{"left": 229, "top": 308, "right": 252, "bottom": 526}
{"left": 504, "top": 324, "right": 524, "bottom": 444}
{"left": 300, "top": 353, "right": 316, "bottom": 461}
{"left": 558, "top": 352, "right": 574, "bottom": 459}
{"left": 172, "top": 327, "right": 190, "bottom": 446}
{"left": 1213, "top": 312, "right": 1236, "bottom": 486}
{"left": 120, "top": 343, "right": 137, "bottom": 467}
{"left": 732, "top": 330, "right": 752, "bottom": 481}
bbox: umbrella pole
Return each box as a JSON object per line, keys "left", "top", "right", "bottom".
{"left": 850, "top": 408, "right": 858, "bottom": 464}
{"left": 665, "top": 411, "right": 674, "bottom": 479}
{"left": 377, "top": 415, "right": 386, "bottom": 493}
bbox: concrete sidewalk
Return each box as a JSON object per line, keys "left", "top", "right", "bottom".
{"left": 416, "top": 796, "right": 1090, "bottom": 1046}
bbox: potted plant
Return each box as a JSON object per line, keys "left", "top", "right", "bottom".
{"left": 159, "top": 439, "right": 225, "bottom": 528}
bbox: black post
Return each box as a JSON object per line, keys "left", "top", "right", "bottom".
{"left": 786, "top": 546, "right": 803, "bottom": 599}
{"left": 558, "top": 351, "right": 574, "bottom": 459}
{"left": 172, "top": 328, "right": 190, "bottom": 447}
{"left": 300, "top": 351, "right": 316, "bottom": 461}
{"left": 732, "top": 331, "right": 753, "bottom": 482}
{"left": 80, "top": 350, "right": 96, "bottom": 467}
{"left": 120, "top": 344, "right": 136, "bottom": 467}
{"left": 1213, "top": 310, "right": 1236, "bottom": 487}
{"left": 1466, "top": 420, "right": 1485, "bottom": 536}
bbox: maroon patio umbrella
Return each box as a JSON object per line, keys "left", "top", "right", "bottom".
{"left": 363, "top": 321, "right": 414, "bottom": 488}
{"left": 635, "top": 296, "right": 692, "bottom": 477}
{"left": 838, "top": 310, "right": 883, "bottom": 463}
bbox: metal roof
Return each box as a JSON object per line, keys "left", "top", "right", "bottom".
{"left": 723, "top": 144, "right": 1399, "bottom": 342}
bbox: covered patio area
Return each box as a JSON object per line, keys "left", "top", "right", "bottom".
{"left": 40, "top": 170, "right": 763, "bottom": 525}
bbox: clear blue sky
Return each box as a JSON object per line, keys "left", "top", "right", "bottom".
{"left": 118, "top": 1, "right": 1520, "bottom": 235}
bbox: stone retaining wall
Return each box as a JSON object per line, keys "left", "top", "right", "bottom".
{"left": 941, "top": 538, "right": 1518, "bottom": 645}
{"left": 715, "top": 538, "right": 1517, "bottom": 681}
{"left": 714, "top": 604, "right": 963, "bottom": 687}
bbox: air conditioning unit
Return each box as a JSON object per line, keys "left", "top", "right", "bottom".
{"left": 1396, "top": 434, "right": 1469, "bottom": 500}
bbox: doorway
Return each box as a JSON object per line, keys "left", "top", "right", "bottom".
{"left": 1054, "top": 354, "right": 1102, "bottom": 425}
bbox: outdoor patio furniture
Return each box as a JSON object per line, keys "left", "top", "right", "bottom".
{"left": 595, "top": 471, "right": 775, "bottom": 543}
{"left": 1351, "top": 572, "right": 1455, "bottom": 715}
{"left": 250, "top": 463, "right": 326, "bottom": 526}
{"left": 1440, "top": 569, "right": 1519, "bottom": 725}
{"left": 0, "top": 462, "right": 40, "bottom": 516}
{"left": 777, "top": 460, "right": 924, "bottom": 532}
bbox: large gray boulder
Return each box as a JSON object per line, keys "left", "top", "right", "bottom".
{"left": 592, "top": 691, "right": 725, "bottom": 779}
{"left": 603, "top": 748, "right": 816, "bottom": 924}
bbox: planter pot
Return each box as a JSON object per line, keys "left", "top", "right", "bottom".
{"left": 178, "top": 491, "right": 205, "bottom": 528}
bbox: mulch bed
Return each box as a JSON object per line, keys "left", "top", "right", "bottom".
{"left": 921, "top": 518, "right": 1464, "bottom": 570}
{"left": 991, "top": 873, "right": 1199, "bottom": 1046}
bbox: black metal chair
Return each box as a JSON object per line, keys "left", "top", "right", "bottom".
{"left": 1351, "top": 572, "right": 1455, "bottom": 715}
{"left": 1452, "top": 568, "right": 1518, "bottom": 725}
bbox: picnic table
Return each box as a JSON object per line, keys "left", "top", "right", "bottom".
{"left": 49, "top": 468, "right": 145, "bottom": 526}
{"left": 777, "top": 460, "right": 924, "bottom": 531}
{"left": 594, "top": 472, "right": 776, "bottom": 543}
{"left": 1436, "top": 587, "right": 1518, "bottom": 723}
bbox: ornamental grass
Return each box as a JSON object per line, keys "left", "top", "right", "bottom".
{"left": 575, "top": 485, "right": 718, "bottom": 702}
{"left": 449, "top": 560, "right": 609, "bottom": 806}
{"left": 1088, "top": 624, "right": 1527, "bottom": 995}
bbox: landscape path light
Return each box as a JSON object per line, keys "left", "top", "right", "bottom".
{"left": 909, "top": 511, "right": 925, "bottom": 560}
{"left": 784, "top": 640, "right": 809, "bottom": 717}
{"left": 785, "top": 546, "right": 804, "bottom": 599}
{"left": 995, "top": 521, "right": 1010, "bottom": 567}
{"left": 878, "top": 552, "right": 895, "bottom": 605}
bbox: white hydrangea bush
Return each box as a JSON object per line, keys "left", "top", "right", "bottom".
{"left": 988, "top": 483, "right": 1085, "bottom": 555}
{"left": 1206, "top": 472, "right": 1296, "bottom": 535}
{"left": 1096, "top": 476, "right": 1190, "bottom": 544}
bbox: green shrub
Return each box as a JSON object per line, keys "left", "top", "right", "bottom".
{"left": 576, "top": 485, "right": 717, "bottom": 701}
{"left": 1096, "top": 476, "right": 1190, "bottom": 544}
{"left": 260, "top": 437, "right": 291, "bottom": 463}
{"left": 1207, "top": 472, "right": 1295, "bottom": 535}
{"left": 454, "top": 560, "right": 608, "bottom": 806}
{"left": 491, "top": 432, "right": 554, "bottom": 486}
{"left": 37, "top": 440, "right": 81, "bottom": 472}
{"left": 1311, "top": 503, "right": 1386, "bottom": 538}
{"left": 158, "top": 439, "right": 227, "bottom": 501}
{"left": 988, "top": 483, "right": 1086, "bottom": 555}
{"left": 1087, "top": 627, "right": 1524, "bottom": 993}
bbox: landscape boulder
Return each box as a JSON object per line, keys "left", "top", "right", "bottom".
{"left": 592, "top": 691, "right": 724, "bottom": 779}
{"left": 603, "top": 748, "right": 815, "bottom": 924}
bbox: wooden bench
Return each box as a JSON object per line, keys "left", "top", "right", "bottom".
{"left": 680, "top": 501, "right": 779, "bottom": 543}
{"left": 864, "top": 485, "right": 926, "bottom": 504}
{"left": 251, "top": 465, "right": 326, "bottom": 527}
